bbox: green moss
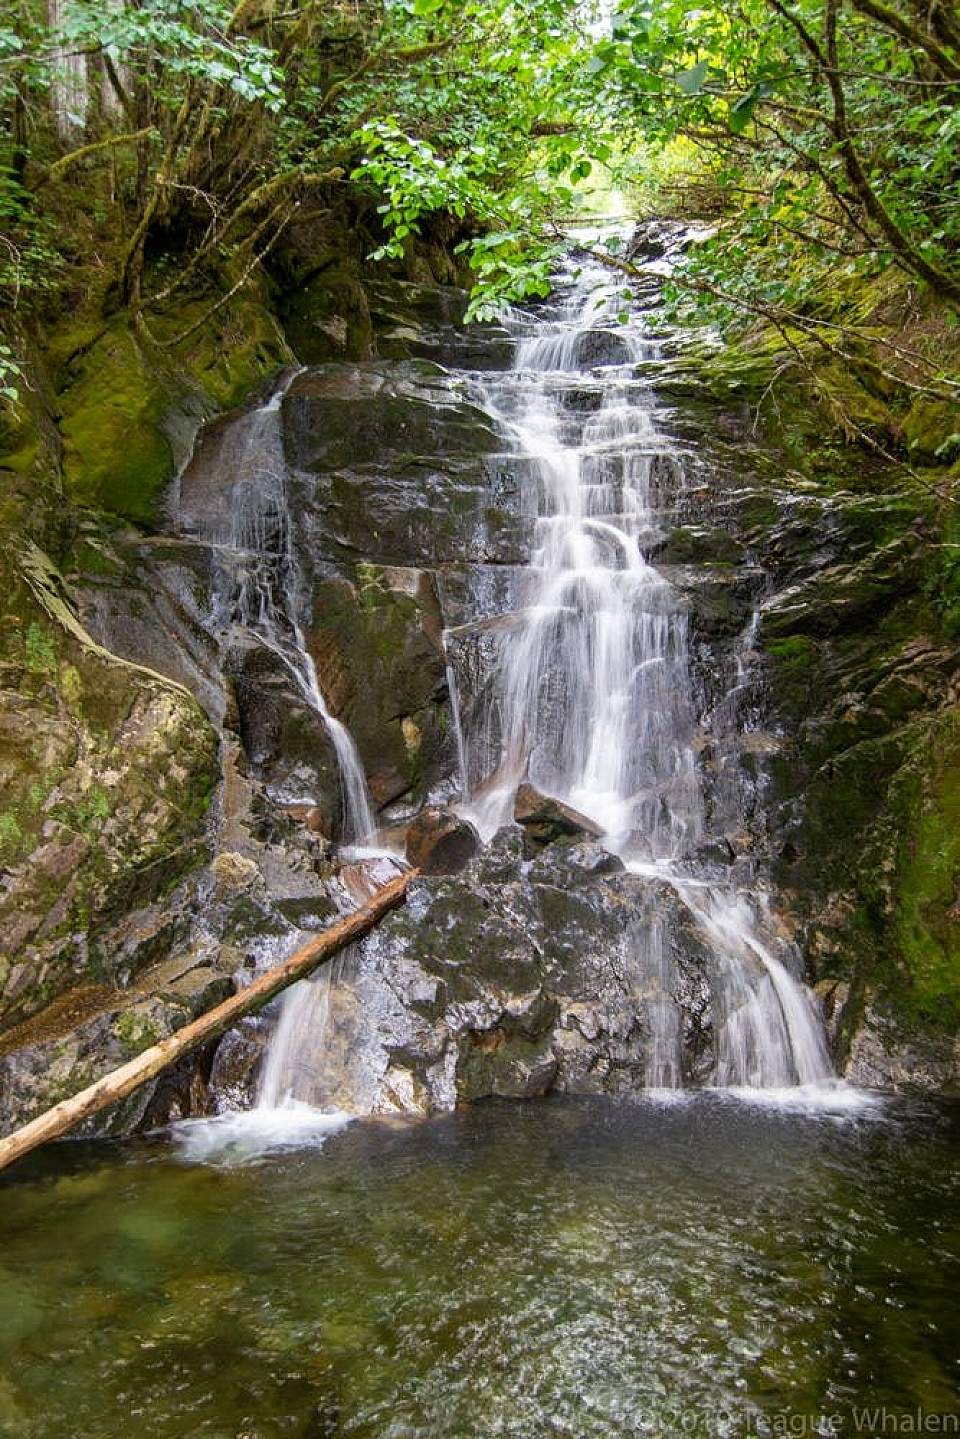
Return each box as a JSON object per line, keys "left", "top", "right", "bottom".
{"left": 67, "top": 537, "right": 124, "bottom": 578}
{"left": 58, "top": 328, "right": 175, "bottom": 524}
{"left": 765, "top": 634, "right": 821, "bottom": 716}
{"left": 53, "top": 289, "right": 288, "bottom": 525}
{"left": 883, "top": 715, "right": 960, "bottom": 1030}
{"left": 59, "top": 662, "right": 83, "bottom": 707}
{"left": 72, "top": 786, "right": 111, "bottom": 828}
{"left": 24, "top": 622, "right": 57, "bottom": 674}
{"left": 736, "top": 493, "right": 780, "bottom": 530}
{"left": 903, "top": 398, "right": 960, "bottom": 463}
{"left": 929, "top": 508, "right": 960, "bottom": 640}
{"left": 25, "top": 783, "right": 47, "bottom": 813}
{"left": 767, "top": 635, "right": 816, "bottom": 666}
{"left": 178, "top": 291, "right": 289, "bottom": 411}
{"left": 0, "top": 812, "right": 25, "bottom": 861}
{"left": 114, "top": 1008, "right": 163, "bottom": 1057}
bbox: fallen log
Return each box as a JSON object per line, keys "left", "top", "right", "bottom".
{"left": 0, "top": 869, "right": 416, "bottom": 1174}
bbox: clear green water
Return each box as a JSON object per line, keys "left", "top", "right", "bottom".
{"left": 0, "top": 1094, "right": 958, "bottom": 1438}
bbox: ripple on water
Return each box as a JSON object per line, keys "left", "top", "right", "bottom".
{"left": 0, "top": 1094, "right": 957, "bottom": 1439}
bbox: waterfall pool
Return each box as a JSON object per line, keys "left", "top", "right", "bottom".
{"left": 1, "top": 1093, "right": 957, "bottom": 1436}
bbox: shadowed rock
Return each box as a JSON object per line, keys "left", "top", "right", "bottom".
{"left": 513, "top": 783, "right": 604, "bottom": 846}
{"left": 405, "top": 807, "right": 480, "bottom": 874}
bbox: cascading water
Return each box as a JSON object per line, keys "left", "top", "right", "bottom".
{"left": 171, "top": 377, "right": 388, "bottom": 1158}
{"left": 451, "top": 241, "right": 834, "bottom": 1091}
{"left": 196, "top": 373, "right": 374, "bottom": 845}
{"left": 178, "top": 232, "right": 837, "bottom": 1163}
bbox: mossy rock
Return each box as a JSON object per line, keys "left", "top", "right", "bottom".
{"left": 52, "top": 291, "right": 288, "bottom": 526}
{"left": 279, "top": 261, "right": 374, "bottom": 364}
{"left": 57, "top": 326, "right": 174, "bottom": 522}
{"left": 307, "top": 568, "right": 447, "bottom": 806}
{"left": 0, "top": 552, "right": 220, "bottom": 1029}
{"left": 883, "top": 710, "right": 960, "bottom": 1031}
{"left": 903, "top": 397, "right": 960, "bottom": 464}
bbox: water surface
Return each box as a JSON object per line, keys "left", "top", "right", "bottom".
{"left": 1, "top": 1094, "right": 957, "bottom": 1437}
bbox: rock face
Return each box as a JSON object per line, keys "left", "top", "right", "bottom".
{"left": 258, "top": 830, "right": 721, "bottom": 1114}
{"left": 0, "top": 255, "right": 530, "bottom": 1132}
{"left": 0, "top": 568, "right": 219, "bottom": 1034}
{"left": 1, "top": 218, "right": 958, "bottom": 1138}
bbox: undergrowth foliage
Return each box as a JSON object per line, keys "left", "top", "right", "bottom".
{"left": 0, "top": 0, "right": 958, "bottom": 463}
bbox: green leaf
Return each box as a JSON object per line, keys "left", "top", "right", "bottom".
{"left": 676, "top": 60, "right": 708, "bottom": 95}
{"left": 729, "top": 89, "right": 757, "bottom": 134}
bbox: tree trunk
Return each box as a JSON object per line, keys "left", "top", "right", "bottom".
{"left": 47, "top": 0, "right": 89, "bottom": 138}
{"left": 0, "top": 869, "right": 416, "bottom": 1175}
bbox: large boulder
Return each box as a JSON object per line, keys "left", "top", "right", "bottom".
{"left": 270, "top": 830, "right": 720, "bottom": 1117}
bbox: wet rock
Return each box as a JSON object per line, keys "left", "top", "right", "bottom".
{"left": 513, "top": 783, "right": 604, "bottom": 845}
{"left": 457, "top": 1017, "right": 559, "bottom": 1101}
{"left": 368, "top": 278, "right": 514, "bottom": 369}
{"left": 368, "top": 764, "right": 411, "bottom": 808}
{"left": 207, "top": 1021, "right": 269, "bottom": 1112}
{"left": 304, "top": 831, "right": 722, "bottom": 1114}
{"left": 307, "top": 567, "right": 450, "bottom": 807}
{"left": 225, "top": 635, "right": 342, "bottom": 830}
{"left": 284, "top": 803, "right": 332, "bottom": 838}
{"left": 405, "top": 807, "right": 480, "bottom": 875}
{"left": 626, "top": 218, "right": 694, "bottom": 264}
{"left": 282, "top": 363, "right": 498, "bottom": 473}
{"left": 574, "top": 329, "right": 633, "bottom": 368}
{"left": 280, "top": 261, "right": 374, "bottom": 364}
{"left": 845, "top": 1000, "right": 960, "bottom": 1093}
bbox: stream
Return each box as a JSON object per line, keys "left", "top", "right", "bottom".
{"left": 2, "top": 232, "right": 958, "bottom": 1437}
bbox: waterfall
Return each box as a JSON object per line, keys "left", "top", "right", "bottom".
{"left": 178, "top": 242, "right": 835, "bottom": 1157}
{"left": 454, "top": 245, "right": 835, "bottom": 1090}
{"left": 258, "top": 953, "right": 343, "bottom": 1110}
{"left": 169, "top": 376, "right": 386, "bottom": 1154}
{"left": 196, "top": 373, "right": 374, "bottom": 844}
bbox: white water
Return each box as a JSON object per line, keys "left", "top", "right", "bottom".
{"left": 171, "top": 1101, "right": 352, "bottom": 1165}
{"left": 451, "top": 245, "right": 836, "bottom": 1091}
{"left": 182, "top": 244, "right": 838, "bottom": 1156}
{"left": 170, "top": 377, "right": 383, "bottom": 1158}
{"left": 209, "top": 374, "right": 374, "bottom": 844}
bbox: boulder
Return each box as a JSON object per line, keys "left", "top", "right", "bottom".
{"left": 308, "top": 829, "right": 720, "bottom": 1113}
{"left": 513, "top": 783, "right": 604, "bottom": 846}
{"left": 306, "top": 567, "right": 450, "bottom": 809}
{"left": 405, "top": 807, "right": 480, "bottom": 875}
{"left": 224, "top": 636, "right": 342, "bottom": 831}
